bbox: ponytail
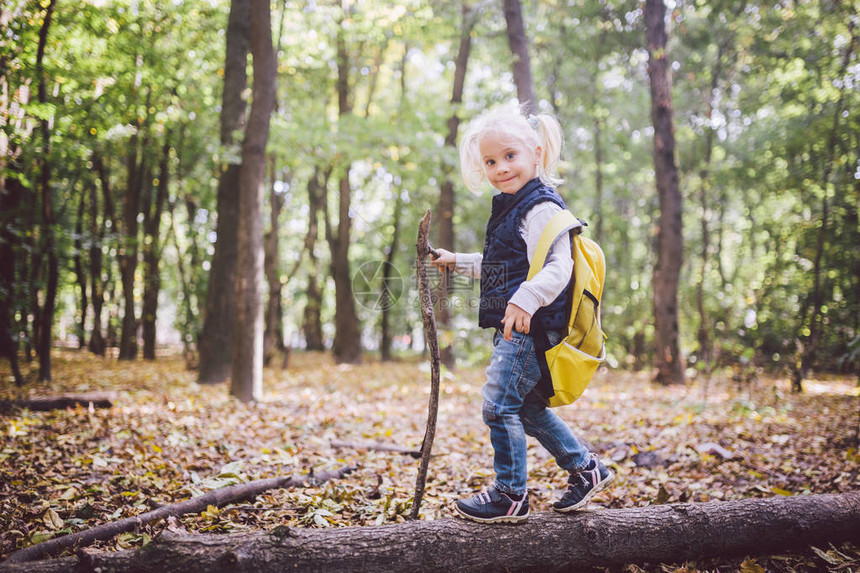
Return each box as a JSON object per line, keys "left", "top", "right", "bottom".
{"left": 532, "top": 113, "right": 564, "bottom": 188}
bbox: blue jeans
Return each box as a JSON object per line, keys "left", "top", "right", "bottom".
{"left": 482, "top": 329, "right": 591, "bottom": 497}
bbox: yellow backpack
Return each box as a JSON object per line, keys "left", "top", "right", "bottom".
{"left": 528, "top": 210, "right": 606, "bottom": 407}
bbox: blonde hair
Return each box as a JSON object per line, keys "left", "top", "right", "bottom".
{"left": 459, "top": 102, "right": 564, "bottom": 193}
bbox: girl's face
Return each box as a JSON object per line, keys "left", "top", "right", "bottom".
{"left": 479, "top": 133, "right": 541, "bottom": 195}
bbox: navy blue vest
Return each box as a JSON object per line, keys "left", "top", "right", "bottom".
{"left": 478, "top": 178, "right": 571, "bottom": 331}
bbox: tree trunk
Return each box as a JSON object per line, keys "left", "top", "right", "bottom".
{"left": 590, "top": 61, "right": 607, "bottom": 244}
{"left": 263, "top": 163, "right": 288, "bottom": 367}
{"left": 695, "top": 44, "right": 723, "bottom": 374}
{"left": 197, "top": 0, "right": 249, "bottom": 384}
{"left": 73, "top": 189, "right": 88, "bottom": 349}
{"left": 119, "top": 84, "right": 153, "bottom": 361}
{"left": 118, "top": 126, "right": 142, "bottom": 361}
{"left": 231, "top": 0, "right": 276, "bottom": 402}
{"left": 166, "top": 198, "right": 197, "bottom": 368}
{"left": 302, "top": 169, "right": 325, "bottom": 351}
{"left": 0, "top": 177, "right": 25, "bottom": 386}
{"left": 330, "top": 175, "right": 363, "bottom": 364}
{"left": 142, "top": 139, "right": 170, "bottom": 360}
{"left": 35, "top": 0, "right": 58, "bottom": 381}
{"left": 171, "top": 125, "right": 203, "bottom": 367}
{"left": 436, "top": 1, "right": 475, "bottom": 370}
{"left": 645, "top": 0, "right": 684, "bottom": 385}
{"left": 502, "top": 0, "right": 535, "bottom": 114}
{"left": 303, "top": 275, "right": 324, "bottom": 351}
{"left": 329, "top": 22, "right": 362, "bottom": 365}
{"left": 793, "top": 22, "right": 856, "bottom": 392}
{"left": 380, "top": 191, "right": 403, "bottom": 362}
{"left": 591, "top": 113, "right": 605, "bottom": 242}
{"left": 184, "top": 197, "right": 203, "bottom": 319}
{"left": 89, "top": 153, "right": 114, "bottom": 356}
{"left": 25, "top": 211, "right": 38, "bottom": 364}
{"left": 379, "top": 48, "right": 410, "bottom": 363}
{"left": 6, "top": 493, "right": 859, "bottom": 573}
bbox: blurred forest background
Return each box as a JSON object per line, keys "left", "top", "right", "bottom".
{"left": 1, "top": 0, "right": 859, "bottom": 395}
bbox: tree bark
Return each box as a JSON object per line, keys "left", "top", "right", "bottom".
{"left": 380, "top": 190, "right": 402, "bottom": 362}
{"left": 330, "top": 175, "right": 363, "bottom": 364}
{"left": 302, "top": 168, "right": 326, "bottom": 351}
{"left": 645, "top": 0, "right": 684, "bottom": 385}
{"left": 436, "top": 2, "right": 476, "bottom": 369}
{"left": 503, "top": 0, "right": 536, "bottom": 114}
{"left": 88, "top": 153, "right": 114, "bottom": 357}
{"left": 0, "top": 177, "right": 25, "bottom": 386}
{"left": 73, "top": 189, "right": 88, "bottom": 349}
{"left": 168, "top": 125, "right": 202, "bottom": 368}
{"left": 166, "top": 197, "right": 198, "bottom": 369}
{"left": 118, "top": 126, "right": 142, "bottom": 361}
{"left": 35, "top": 0, "right": 58, "bottom": 381}
{"left": 231, "top": 0, "right": 276, "bottom": 402}
{"left": 5, "top": 493, "right": 859, "bottom": 573}
{"left": 329, "top": 21, "right": 362, "bottom": 365}
{"left": 119, "top": 82, "right": 153, "bottom": 362}
{"left": 142, "top": 139, "right": 170, "bottom": 360}
{"left": 183, "top": 198, "right": 203, "bottom": 319}
{"left": 263, "top": 163, "right": 288, "bottom": 368}
{"left": 197, "top": 0, "right": 249, "bottom": 384}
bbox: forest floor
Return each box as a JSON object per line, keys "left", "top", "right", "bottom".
{"left": 1, "top": 348, "right": 859, "bottom": 571}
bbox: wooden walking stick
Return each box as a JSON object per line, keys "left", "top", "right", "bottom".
{"left": 410, "top": 209, "right": 442, "bottom": 520}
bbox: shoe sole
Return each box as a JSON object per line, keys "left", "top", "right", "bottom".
{"left": 552, "top": 471, "right": 615, "bottom": 513}
{"left": 454, "top": 505, "right": 529, "bottom": 524}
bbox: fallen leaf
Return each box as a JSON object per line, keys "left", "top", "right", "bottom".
{"left": 43, "top": 508, "right": 64, "bottom": 531}
{"left": 739, "top": 557, "right": 764, "bottom": 572}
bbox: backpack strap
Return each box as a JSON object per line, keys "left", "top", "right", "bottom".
{"left": 527, "top": 210, "right": 584, "bottom": 281}
{"left": 531, "top": 319, "right": 555, "bottom": 400}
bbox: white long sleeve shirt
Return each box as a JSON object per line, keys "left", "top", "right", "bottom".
{"left": 453, "top": 201, "right": 572, "bottom": 317}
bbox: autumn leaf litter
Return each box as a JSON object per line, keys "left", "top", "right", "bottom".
{"left": 1, "top": 350, "right": 858, "bottom": 570}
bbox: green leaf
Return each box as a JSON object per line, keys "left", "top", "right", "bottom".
{"left": 23, "top": 102, "right": 57, "bottom": 121}
{"left": 28, "top": 532, "right": 54, "bottom": 545}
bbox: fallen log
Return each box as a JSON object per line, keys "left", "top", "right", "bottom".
{"left": 4, "top": 466, "right": 355, "bottom": 564}
{"left": 3, "top": 492, "right": 858, "bottom": 572}
{"left": 0, "top": 392, "right": 114, "bottom": 413}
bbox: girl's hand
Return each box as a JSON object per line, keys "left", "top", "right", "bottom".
{"left": 501, "top": 303, "right": 531, "bottom": 341}
{"left": 429, "top": 248, "right": 456, "bottom": 271}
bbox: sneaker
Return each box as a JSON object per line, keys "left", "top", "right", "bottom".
{"left": 553, "top": 455, "right": 614, "bottom": 513}
{"left": 455, "top": 486, "right": 529, "bottom": 524}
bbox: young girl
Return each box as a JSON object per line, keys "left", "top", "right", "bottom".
{"left": 430, "top": 103, "right": 613, "bottom": 523}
